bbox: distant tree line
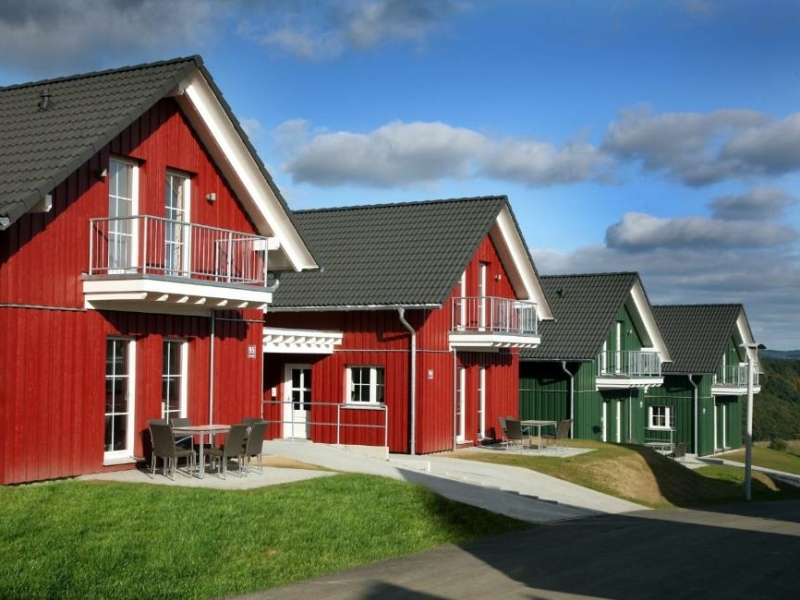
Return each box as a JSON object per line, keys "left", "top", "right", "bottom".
{"left": 754, "top": 358, "right": 800, "bottom": 441}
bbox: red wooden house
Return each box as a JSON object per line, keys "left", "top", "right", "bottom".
{"left": 0, "top": 57, "right": 317, "bottom": 484}
{"left": 262, "top": 197, "right": 553, "bottom": 454}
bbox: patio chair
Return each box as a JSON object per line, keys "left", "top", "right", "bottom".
{"left": 170, "top": 417, "right": 193, "bottom": 449}
{"left": 668, "top": 441, "right": 688, "bottom": 462}
{"left": 497, "top": 417, "right": 509, "bottom": 449}
{"left": 242, "top": 421, "right": 268, "bottom": 474}
{"left": 504, "top": 418, "right": 527, "bottom": 452}
{"left": 543, "top": 419, "right": 573, "bottom": 449}
{"left": 207, "top": 424, "right": 250, "bottom": 479}
{"left": 149, "top": 422, "right": 196, "bottom": 480}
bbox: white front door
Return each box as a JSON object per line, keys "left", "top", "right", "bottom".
{"left": 284, "top": 365, "right": 311, "bottom": 439}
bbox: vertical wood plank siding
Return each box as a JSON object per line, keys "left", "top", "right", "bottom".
{"left": 0, "top": 99, "right": 265, "bottom": 484}
{"left": 262, "top": 233, "right": 522, "bottom": 454}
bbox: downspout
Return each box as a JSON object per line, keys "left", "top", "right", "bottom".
{"left": 560, "top": 361, "right": 574, "bottom": 439}
{"left": 209, "top": 311, "right": 216, "bottom": 423}
{"left": 688, "top": 374, "right": 698, "bottom": 455}
{"left": 397, "top": 308, "right": 417, "bottom": 455}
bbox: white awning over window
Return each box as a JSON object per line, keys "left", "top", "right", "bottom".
{"left": 263, "top": 327, "right": 343, "bottom": 354}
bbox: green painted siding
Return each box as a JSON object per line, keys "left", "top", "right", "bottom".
{"left": 519, "top": 362, "right": 570, "bottom": 422}
{"left": 573, "top": 363, "right": 603, "bottom": 440}
{"left": 645, "top": 375, "right": 699, "bottom": 453}
{"left": 714, "top": 395, "right": 743, "bottom": 451}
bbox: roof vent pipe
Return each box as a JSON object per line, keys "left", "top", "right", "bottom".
{"left": 38, "top": 90, "right": 51, "bottom": 111}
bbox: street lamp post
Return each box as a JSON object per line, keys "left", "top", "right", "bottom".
{"left": 741, "top": 342, "right": 766, "bottom": 501}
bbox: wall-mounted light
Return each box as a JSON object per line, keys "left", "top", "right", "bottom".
{"left": 495, "top": 274, "right": 502, "bottom": 281}
{"left": 206, "top": 192, "right": 217, "bottom": 203}
{"left": 94, "top": 167, "right": 108, "bottom": 181}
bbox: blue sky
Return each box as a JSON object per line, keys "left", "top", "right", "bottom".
{"left": 1, "top": 0, "right": 798, "bottom": 350}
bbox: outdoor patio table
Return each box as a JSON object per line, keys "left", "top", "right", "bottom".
{"left": 520, "top": 419, "right": 557, "bottom": 450}
{"left": 644, "top": 441, "right": 674, "bottom": 455}
{"left": 171, "top": 424, "right": 230, "bottom": 479}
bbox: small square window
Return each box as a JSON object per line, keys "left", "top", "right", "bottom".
{"left": 347, "top": 367, "right": 385, "bottom": 404}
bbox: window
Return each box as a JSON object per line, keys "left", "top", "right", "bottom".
{"left": 105, "top": 337, "right": 135, "bottom": 456}
{"left": 648, "top": 405, "right": 674, "bottom": 430}
{"left": 347, "top": 367, "right": 385, "bottom": 404}
{"left": 108, "top": 158, "right": 138, "bottom": 271}
{"left": 162, "top": 340, "right": 187, "bottom": 422}
{"left": 165, "top": 171, "right": 190, "bottom": 275}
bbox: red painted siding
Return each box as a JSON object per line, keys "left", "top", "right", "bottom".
{"left": 262, "top": 229, "right": 524, "bottom": 455}
{"left": 0, "top": 100, "right": 266, "bottom": 484}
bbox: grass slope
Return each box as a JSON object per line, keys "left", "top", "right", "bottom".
{"left": 451, "top": 440, "right": 800, "bottom": 508}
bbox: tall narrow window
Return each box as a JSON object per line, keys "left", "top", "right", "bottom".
{"left": 347, "top": 367, "right": 385, "bottom": 404}
{"left": 478, "top": 367, "right": 486, "bottom": 439}
{"left": 162, "top": 340, "right": 187, "bottom": 423}
{"left": 108, "top": 158, "right": 138, "bottom": 271}
{"left": 456, "top": 367, "right": 466, "bottom": 442}
{"left": 458, "top": 271, "right": 467, "bottom": 330}
{"left": 615, "top": 321, "right": 622, "bottom": 374}
{"left": 165, "top": 172, "right": 190, "bottom": 275}
{"left": 478, "top": 263, "right": 488, "bottom": 330}
{"left": 105, "top": 338, "right": 135, "bottom": 457}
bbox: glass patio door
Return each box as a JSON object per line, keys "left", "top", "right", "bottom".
{"left": 108, "top": 158, "right": 136, "bottom": 271}
{"left": 165, "top": 172, "right": 189, "bottom": 276}
{"left": 105, "top": 338, "right": 135, "bottom": 458}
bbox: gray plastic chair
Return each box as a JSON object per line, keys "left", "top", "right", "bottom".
{"left": 242, "top": 421, "right": 268, "bottom": 474}
{"left": 504, "top": 419, "right": 527, "bottom": 452}
{"left": 149, "top": 422, "right": 196, "bottom": 480}
{"left": 543, "top": 419, "right": 573, "bottom": 448}
{"left": 170, "top": 417, "right": 193, "bottom": 449}
{"left": 207, "top": 424, "right": 250, "bottom": 479}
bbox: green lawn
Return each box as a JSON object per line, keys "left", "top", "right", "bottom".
{"left": 0, "top": 474, "right": 527, "bottom": 600}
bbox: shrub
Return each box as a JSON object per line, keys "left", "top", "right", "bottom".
{"left": 769, "top": 436, "right": 788, "bottom": 451}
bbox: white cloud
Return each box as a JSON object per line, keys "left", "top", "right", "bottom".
{"left": 721, "top": 114, "right": 800, "bottom": 175}
{"left": 281, "top": 120, "right": 489, "bottom": 187}
{"left": 605, "top": 212, "right": 798, "bottom": 251}
{"left": 602, "top": 105, "right": 770, "bottom": 186}
{"left": 239, "top": 118, "right": 264, "bottom": 143}
{"left": 710, "top": 188, "right": 798, "bottom": 221}
{"left": 277, "top": 120, "right": 612, "bottom": 188}
{"left": 0, "top": 0, "right": 221, "bottom": 73}
{"left": 241, "top": 0, "right": 464, "bottom": 62}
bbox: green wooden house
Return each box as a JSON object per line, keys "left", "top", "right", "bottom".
{"left": 647, "top": 304, "right": 762, "bottom": 456}
{"left": 519, "top": 273, "right": 671, "bottom": 444}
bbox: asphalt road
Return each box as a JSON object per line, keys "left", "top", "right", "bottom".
{"left": 238, "top": 500, "right": 800, "bottom": 600}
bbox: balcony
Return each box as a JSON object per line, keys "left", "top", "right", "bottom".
{"left": 596, "top": 350, "right": 663, "bottom": 389}
{"left": 83, "top": 216, "right": 277, "bottom": 312}
{"left": 712, "top": 364, "right": 760, "bottom": 395}
{"left": 449, "top": 296, "right": 540, "bottom": 350}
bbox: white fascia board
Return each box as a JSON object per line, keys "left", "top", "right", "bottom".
{"left": 176, "top": 72, "right": 317, "bottom": 273}
{"left": 489, "top": 206, "right": 553, "bottom": 320}
{"left": 84, "top": 278, "right": 272, "bottom": 305}
{"left": 628, "top": 280, "right": 672, "bottom": 363}
{"left": 736, "top": 310, "right": 763, "bottom": 373}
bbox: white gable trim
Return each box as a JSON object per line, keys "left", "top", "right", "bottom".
{"left": 628, "top": 280, "right": 672, "bottom": 363}
{"left": 489, "top": 206, "right": 553, "bottom": 320}
{"left": 173, "top": 71, "right": 317, "bottom": 273}
{"left": 736, "top": 310, "right": 763, "bottom": 373}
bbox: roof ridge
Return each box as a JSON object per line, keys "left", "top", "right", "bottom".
{"left": 541, "top": 271, "right": 639, "bottom": 280}
{"left": 292, "top": 195, "right": 507, "bottom": 215}
{"left": 653, "top": 303, "right": 743, "bottom": 309}
{"left": 0, "top": 55, "right": 202, "bottom": 91}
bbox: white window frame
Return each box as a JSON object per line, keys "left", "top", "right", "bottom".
{"left": 457, "top": 270, "right": 467, "bottom": 330}
{"left": 477, "top": 366, "right": 486, "bottom": 440}
{"left": 346, "top": 366, "right": 385, "bottom": 405}
{"left": 108, "top": 157, "right": 139, "bottom": 273}
{"left": 165, "top": 170, "right": 192, "bottom": 276}
{"left": 161, "top": 339, "right": 188, "bottom": 421}
{"left": 648, "top": 405, "right": 674, "bottom": 430}
{"left": 104, "top": 337, "right": 136, "bottom": 461}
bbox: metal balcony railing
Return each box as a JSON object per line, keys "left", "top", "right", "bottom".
{"left": 451, "top": 296, "right": 538, "bottom": 335}
{"left": 715, "top": 364, "right": 759, "bottom": 387}
{"left": 597, "top": 350, "right": 661, "bottom": 377}
{"left": 89, "top": 216, "right": 270, "bottom": 286}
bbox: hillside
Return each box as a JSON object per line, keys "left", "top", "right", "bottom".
{"left": 755, "top": 357, "right": 800, "bottom": 441}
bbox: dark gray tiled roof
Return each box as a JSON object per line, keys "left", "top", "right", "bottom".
{"left": 520, "top": 272, "right": 641, "bottom": 360}
{"left": 0, "top": 55, "right": 299, "bottom": 237}
{"left": 652, "top": 304, "right": 744, "bottom": 374}
{"left": 0, "top": 57, "right": 200, "bottom": 225}
{"left": 271, "top": 196, "right": 515, "bottom": 308}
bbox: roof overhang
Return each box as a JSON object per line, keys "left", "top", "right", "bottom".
{"left": 263, "top": 327, "right": 344, "bottom": 354}
{"left": 173, "top": 70, "right": 317, "bottom": 274}
{"left": 268, "top": 303, "right": 441, "bottom": 313}
{"left": 489, "top": 206, "right": 553, "bottom": 320}
{"left": 712, "top": 384, "right": 761, "bottom": 396}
